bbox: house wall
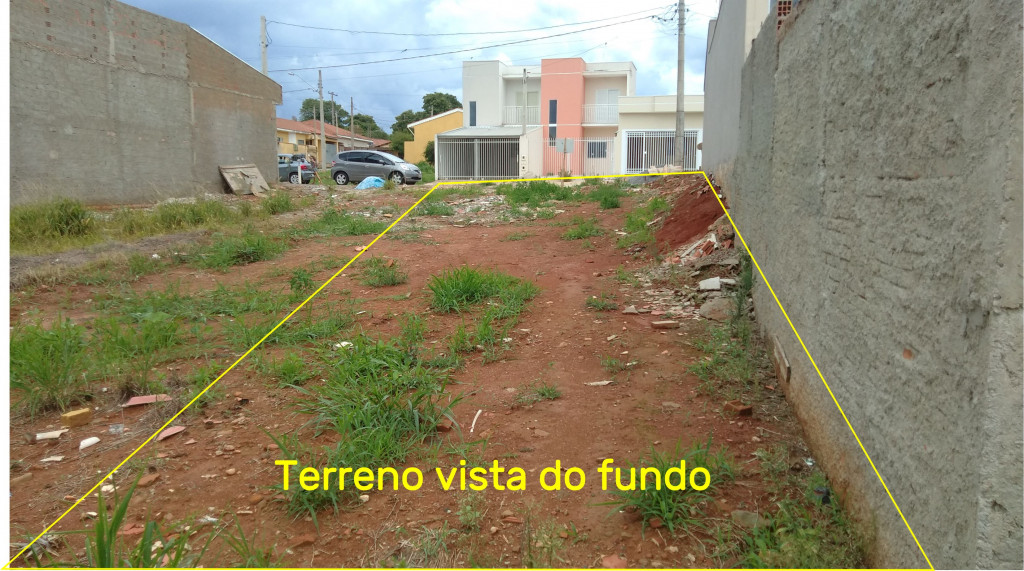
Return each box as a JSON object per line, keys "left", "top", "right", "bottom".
{"left": 612, "top": 95, "right": 704, "bottom": 173}
{"left": 9, "top": 0, "right": 280, "bottom": 205}
{"left": 731, "top": 0, "right": 1022, "bottom": 567}
{"left": 582, "top": 76, "right": 629, "bottom": 106}
{"left": 703, "top": 0, "right": 770, "bottom": 185}
{"left": 462, "top": 61, "right": 503, "bottom": 127}
{"left": 501, "top": 76, "right": 541, "bottom": 120}
{"left": 404, "top": 110, "right": 464, "bottom": 163}
{"left": 540, "top": 58, "right": 586, "bottom": 174}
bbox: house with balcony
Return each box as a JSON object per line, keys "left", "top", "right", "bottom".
{"left": 435, "top": 58, "right": 702, "bottom": 180}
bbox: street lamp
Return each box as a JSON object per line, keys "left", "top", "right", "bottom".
{"left": 289, "top": 71, "right": 326, "bottom": 171}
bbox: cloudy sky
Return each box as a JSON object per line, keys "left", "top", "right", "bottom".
{"left": 121, "top": 0, "right": 720, "bottom": 133}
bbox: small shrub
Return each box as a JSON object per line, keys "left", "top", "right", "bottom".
{"left": 196, "top": 232, "right": 285, "bottom": 269}
{"left": 11, "top": 198, "right": 94, "bottom": 247}
{"left": 289, "top": 268, "right": 316, "bottom": 297}
{"left": 10, "top": 319, "right": 92, "bottom": 414}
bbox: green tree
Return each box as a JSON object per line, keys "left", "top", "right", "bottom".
{"left": 423, "top": 140, "right": 435, "bottom": 166}
{"left": 390, "top": 131, "right": 413, "bottom": 155}
{"left": 351, "top": 113, "right": 387, "bottom": 139}
{"left": 421, "top": 92, "right": 461, "bottom": 116}
{"left": 391, "top": 109, "right": 429, "bottom": 134}
{"left": 299, "top": 98, "right": 350, "bottom": 125}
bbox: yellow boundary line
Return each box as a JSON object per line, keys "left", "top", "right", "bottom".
{"left": 6, "top": 171, "right": 932, "bottom": 570}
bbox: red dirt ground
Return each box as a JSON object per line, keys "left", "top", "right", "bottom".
{"left": 652, "top": 176, "right": 726, "bottom": 252}
{"left": 8, "top": 176, "right": 810, "bottom": 568}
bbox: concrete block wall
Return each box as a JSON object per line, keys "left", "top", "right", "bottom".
{"left": 731, "top": 0, "right": 1023, "bottom": 568}
{"left": 10, "top": 0, "right": 281, "bottom": 205}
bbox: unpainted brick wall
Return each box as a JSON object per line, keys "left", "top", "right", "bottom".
{"left": 10, "top": 0, "right": 281, "bottom": 205}
{"left": 732, "top": 0, "right": 1023, "bottom": 568}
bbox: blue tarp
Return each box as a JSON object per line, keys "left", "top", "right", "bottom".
{"left": 355, "top": 176, "right": 386, "bottom": 190}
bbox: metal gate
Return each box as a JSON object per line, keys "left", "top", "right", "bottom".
{"left": 542, "top": 138, "right": 615, "bottom": 177}
{"left": 436, "top": 137, "right": 520, "bottom": 181}
{"left": 623, "top": 130, "right": 701, "bottom": 173}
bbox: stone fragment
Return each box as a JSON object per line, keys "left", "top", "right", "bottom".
{"left": 122, "top": 394, "right": 172, "bottom": 408}
{"left": 651, "top": 320, "right": 679, "bottom": 329}
{"left": 698, "top": 277, "right": 721, "bottom": 291}
{"left": 533, "top": 429, "right": 550, "bottom": 438}
{"left": 699, "top": 297, "right": 732, "bottom": 321}
{"left": 621, "top": 305, "right": 639, "bottom": 315}
{"left": 79, "top": 437, "right": 100, "bottom": 450}
{"left": 289, "top": 534, "right": 316, "bottom": 549}
{"left": 137, "top": 474, "right": 161, "bottom": 488}
{"left": 661, "top": 402, "right": 681, "bottom": 409}
{"left": 11, "top": 473, "right": 33, "bottom": 486}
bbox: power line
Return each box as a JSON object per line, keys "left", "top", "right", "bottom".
{"left": 266, "top": 5, "right": 671, "bottom": 37}
{"left": 269, "top": 14, "right": 661, "bottom": 72}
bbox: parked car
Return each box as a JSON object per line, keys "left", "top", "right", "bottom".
{"left": 277, "top": 153, "right": 315, "bottom": 184}
{"left": 330, "top": 150, "right": 421, "bottom": 186}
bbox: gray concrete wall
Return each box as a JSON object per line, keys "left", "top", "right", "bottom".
{"left": 10, "top": 0, "right": 281, "bottom": 205}
{"left": 732, "top": 0, "right": 1023, "bottom": 568}
{"left": 702, "top": 0, "right": 770, "bottom": 185}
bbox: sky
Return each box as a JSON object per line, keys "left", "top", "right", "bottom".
{"left": 120, "top": 0, "right": 721, "bottom": 134}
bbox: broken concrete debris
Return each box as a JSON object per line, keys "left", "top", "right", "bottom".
{"left": 699, "top": 297, "right": 733, "bottom": 322}
{"left": 156, "top": 426, "right": 186, "bottom": 442}
{"left": 698, "top": 276, "right": 722, "bottom": 291}
{"left": 79, "top": 437, "right": 100, "bottom": 450}
{"left": 651, "top": 320, "right": 680, "bottom": 329}
{"left": 35, "top": 428, "right": 69, "bottom": 442}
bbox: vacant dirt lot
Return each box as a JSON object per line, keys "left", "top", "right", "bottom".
{"left": 8, "top": 176, "right": 856, "bottom": 568}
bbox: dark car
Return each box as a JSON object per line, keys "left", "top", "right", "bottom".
{"left": 330, "top": 150, "right": 421, "bottom": 186}
{"left": 278, "top": 154, "right": 315, "bottom": 184}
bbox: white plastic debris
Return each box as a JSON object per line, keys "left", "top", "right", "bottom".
{"left": 79, "top": 437, "right": 100, "bottom": 450}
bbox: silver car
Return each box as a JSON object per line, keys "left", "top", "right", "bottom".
{"left": 331, "top": 150, "right": 421, "bottom": 186}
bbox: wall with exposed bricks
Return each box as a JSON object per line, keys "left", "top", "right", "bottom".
{"left": 730, "top": 0, "right": 1022, "bottom": 568}
{"left": 10, "top": 0, "right": 281, "bottom": 205}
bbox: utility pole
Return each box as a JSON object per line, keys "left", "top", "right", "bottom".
{"left": 350, "top": 97, "right": 355, "bottom": 150}
{"left": 328, "top": 91, "right": 338, "bottom": 130}
{"left": 260, "top": 16, "right": 268, "bottom": 76}
{"left": 673, "top": 0, "right": 686, "bottom": 167}
{"left": 521, "top": 68, "right": 527, "bottom": 136}
{"left": 318, "top": 70, "right": 325, "bottom": 168}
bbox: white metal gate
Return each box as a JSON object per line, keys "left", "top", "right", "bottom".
{"left": 541, "top": 138, "right": 615, "bottom": 177}
{"left": 436, "top": 137, "right": 520, "bottom": 181}
{"left": 623, "top": 129, "right": 701, "bottom": 173}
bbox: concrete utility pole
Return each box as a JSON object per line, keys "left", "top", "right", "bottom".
{"left": 328, "top": 91, "right": 338, "bottom": 129}
{"left": 350, "top": 97, "right": 355, "bottom": 150}
{"left": 318, "top": 69, "right": 325, "bottom": 168}
{"left": 673, "top": 0, "right": 686, "bottom": 167}
{"left": 260, "top": 16, "right": 268, "bottom": 76}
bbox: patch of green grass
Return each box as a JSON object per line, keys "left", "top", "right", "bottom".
{"left": 602, "top": 439, "right": 736, "bottom": 534}
{"left": 513, "top": 381, "right": 562, "bottom": 406}
{"left": 585, "top": 292, "right": 617, "bottom": 311}
{"left": 614, "top": 265, "right": 641, "bottom": 287}
{"left": 222, "top": 520, "right": 281, "bottom": 568}
{"left": 561, "top": 217, "right": 603, "bottom": 240}
{"left": 10, "top": 318, "right": 92, "bottom": 415}
{"left": 416, "top": 200, "right": 455, "bottom": 216}
{"left": 11, "top": 198, "right": 96, "bottom": 252}
{"left": 618, "top": 195, "right": 670, "bottom": 250}
{"left": 496, "top": 180, "right": 582, "bottom": 207}
{"left": 585, "top": 182, "right": 627, "bottom": 209}
{"left": 502, "top": 231, "right": 532, "bottom": 242}
{"left": 688, "top": 324, "right": 759, "bottom": 399}
{"left": 195, "top": 231, "right": 286, "bottom": 270}
{"left": 361, "top": 257, "right": 408, "bottom": 287}
{"left": 293, "top": 209, "right": 389, "bottom": 238}
{"left": 261, "top": 191, "right": 297, "bottom": 215}
{"left": 265, "top": 351, "right": 316, "bottom": 387}
{"left": 399, "top": 313, "right": 428, "bottom": 350}
{"left": 600, "top": 355, "right": 627, "bottom": 374}
{"left": 428, "top": 266, "right": 539, "bottom": 314}
{"left": 736, "top": 470, "right": 864, "bottom": 568}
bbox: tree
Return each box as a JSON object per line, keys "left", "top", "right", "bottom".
{"left": 390, "top": 131, "right": 413, "bottom": 155}
{"left": 391, "top": 109, "right": 429, "bottom": 134}
{"left": 423, "top": 140, "right": 435, "bottom": 166}
{"left": 351, "top": 113, "right": 387, "bottom": 139}
{"left": 421, "top": 92, "right": 461, "bottom": 116}
{"left": 299, "top": 98, "right": 349, "bottom": 125}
